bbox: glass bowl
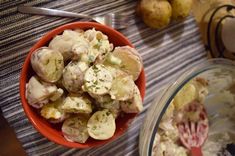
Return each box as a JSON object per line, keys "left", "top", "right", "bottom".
{"left": 139, "top": 58, "right": 235, "bottom": 156}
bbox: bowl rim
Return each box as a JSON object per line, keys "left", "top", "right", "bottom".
{"left": 19, "top": 21, "right": 146, "bottom": 148}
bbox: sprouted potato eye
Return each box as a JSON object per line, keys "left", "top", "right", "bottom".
{"left": 26, "top": 28, "right": 143, "bottom": 143}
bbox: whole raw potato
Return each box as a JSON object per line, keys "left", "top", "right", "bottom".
{"left": 139, "top": 0, "right": 172, "bottom": 29}
{"left": 171, "top": 0, "right": 193, "bottom": 20}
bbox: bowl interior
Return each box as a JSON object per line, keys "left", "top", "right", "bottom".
{"left": 20, "top": 22, "right": 146, "bottom": 148}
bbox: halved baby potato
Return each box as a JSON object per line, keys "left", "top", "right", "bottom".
{"left": 90, "top": 93, "right": 121, "bottom": 119}
{"left": 31, "top": 47, "right": 64, "bottom": 83}
{"left": 89, "top": 93, "right": 113, "bottom": 104}
{"left": 112, "top": 46, "right": 143, "bottom": 81}
{"left": 40, "top": 97, "right": 67, "bottom": 123}
{"left": 62, "top": 61, "right": 86, "bottom": 93}
{"left": 110, "top": 70, "right": 135, "bottom": 101}
{"left": 87, "top": 109, "right": 116, "bottom": 140}
{"left": 49, "top": 30, "right": 88, "bottom": 61}
{"left": 120, "top": 84, "right": 143, "bottom": 113}
{"left": 174, "top": 83, "right": 197, "bottom": 110}
{"left": 99, "top": 100, "right": 120, "bottom": 119}
{"left": 26, "top": 76, "right": 63, "bottom": 108}
{"left": 62, "top": 116, "right": 89, "bottom": 143}
{"left": 83, "top": 64, "right": 113, "bottom": 95}
{"left": 62, "top": 94, "right": 92, "bottom": 114}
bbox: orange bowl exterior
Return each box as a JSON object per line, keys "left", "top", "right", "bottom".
{"left": 20, "top": 22, "right": 146, "bottom": 148}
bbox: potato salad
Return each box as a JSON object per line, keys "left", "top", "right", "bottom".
{"left": 26, "top": 28, "right": 143, "bottom": 143}
{"left": 152, "top": 73, "right": 235, "bottom": 156}
{"left": 152, "top": 78, "right": 209, "bottom": 156}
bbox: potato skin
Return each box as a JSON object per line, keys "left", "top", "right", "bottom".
{"left": 170, "top": 0, "right": 193, "bottom": 20}
{"left": 139, "top": 0, "right": 172, "bottom": 29}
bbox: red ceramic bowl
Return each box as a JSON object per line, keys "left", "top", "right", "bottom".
{"left": 20, "top": 22, "right": 146, "bottom": 148}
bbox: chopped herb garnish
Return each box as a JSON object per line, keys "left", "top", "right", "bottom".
{"left": 92, "top": 65, "right": 98, "bottom": 70}
{"left": 106, "top": 111, "right": 111, "bottom": 116}
{"left": 88, "top": 55, "right": 95, "bottom": 62}
{"left": 92, "top": 125, "right": 97, "bottom": 130}
{"left": 70, "top": 62, "right": 75, "bottom": 66}
{"left": 121, "top": 64, "right": 126, "bottom": 69}
{"left": 93, "top": 40, "right": 102, "bottom": 50}
{"left": 58, "top": 60, "right": 62, "bottom": 64}
{"left": 45, "top": 59, "right": 50, "bottom": 65}
{"left": 95, "top": 116, "right": 99, "bottom": 121}
{"left": 128, "top": 101, "right": 132, "bottom": 105}
{"left": 99, "top": 79, "right": 105, "bottom": 82}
